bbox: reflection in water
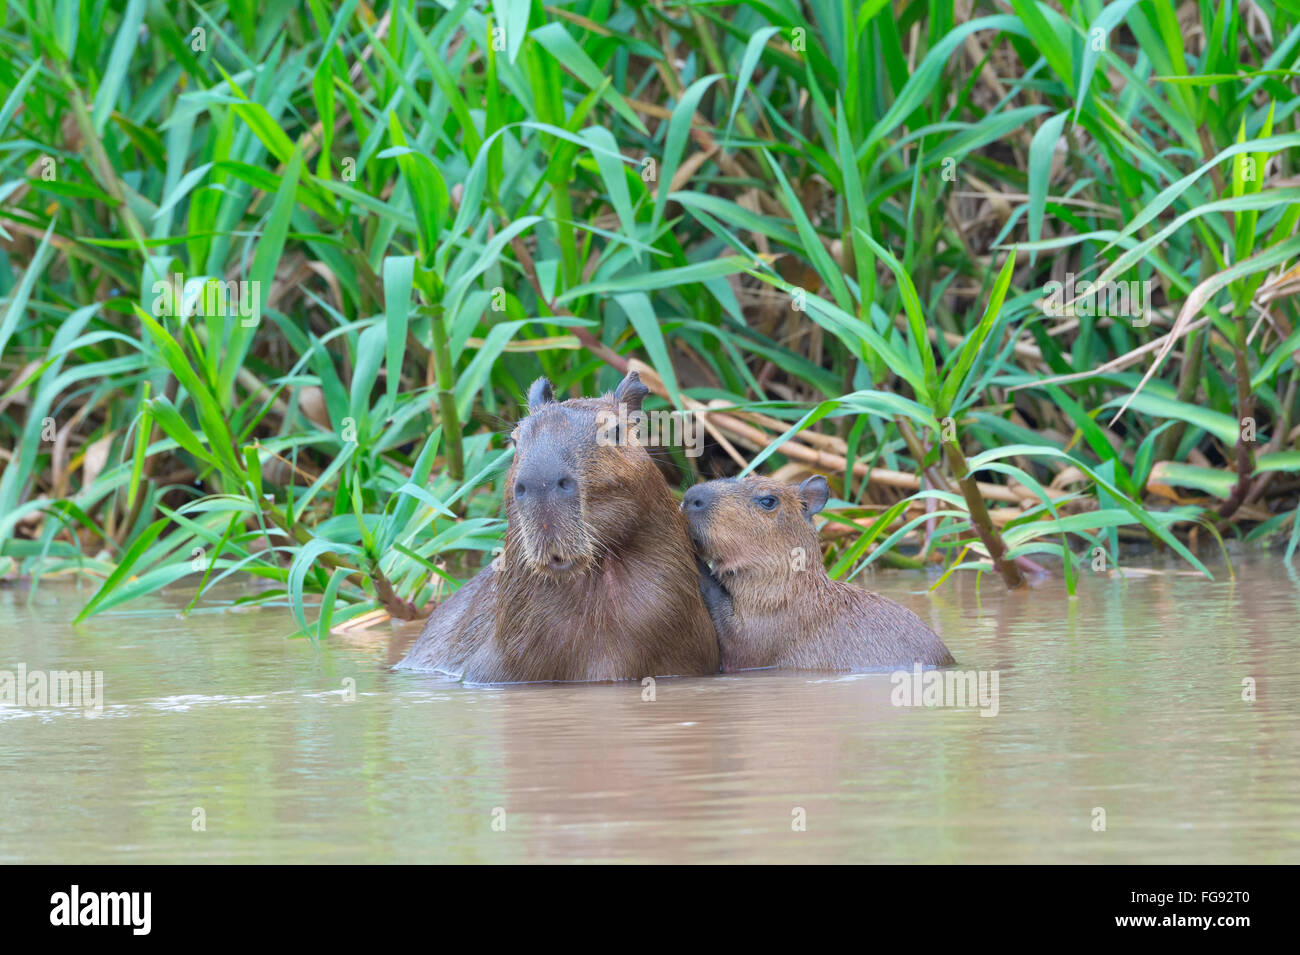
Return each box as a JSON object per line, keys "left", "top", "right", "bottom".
{"left": 1, "top": 553, "right": 1297, "bottom": 863}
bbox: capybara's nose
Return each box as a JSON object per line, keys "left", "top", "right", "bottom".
{"left": 515, "top": 469, "right": 577, "bottom": 500}
{"left": 683, "top": 486, "right": 710, "bottom": 513}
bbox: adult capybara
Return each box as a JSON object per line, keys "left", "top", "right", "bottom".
{"left": 397, "top": 371, "right": 719, "bottom": 682}
{"left": 683, "top": 474, "right": 954, "bottom": 671}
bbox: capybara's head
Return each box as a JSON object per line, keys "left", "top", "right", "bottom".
{"left": 682, "top": 474, "right": 830, "bottom": 581}
{"left": 505, "top": 370, "right": 658, "bottom": 577}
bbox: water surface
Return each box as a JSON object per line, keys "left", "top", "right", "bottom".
{"left": 2, "top": 553, "right": 1297, "bottom": 863}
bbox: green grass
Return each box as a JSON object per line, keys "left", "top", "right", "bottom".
{"left": 1, "top": 0, "right": 1298, "bottom": 634}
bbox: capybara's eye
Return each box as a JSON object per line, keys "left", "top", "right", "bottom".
{"left": 756, "top": 495, "right": 778, "bottom": 511}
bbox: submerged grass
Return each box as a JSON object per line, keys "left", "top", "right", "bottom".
{"left": 0, "top": 0, "right": 1298, "bottom": 634}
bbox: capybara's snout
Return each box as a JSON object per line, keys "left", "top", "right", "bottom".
{"left": 682, "top": 483, "right": 723, "bottom": 556}
{"left": 511, "top": 456, "right": 588, "bottom": 573}
{"left": 682, "top": 483, "right": 716, "bottom": 516}
{"left": 513, "top": 460, "right": 579, "bottom": 503}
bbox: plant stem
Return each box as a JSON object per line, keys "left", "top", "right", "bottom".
{"left": 944, "top": 439, "right": 1025, "bottom": 589}
{"left": 425, "top": 303, "right": 464, "bottom": 482}
{"left": 897, "top": 416, "right": 955, "bottom": 495}
{"left": 1154, "top": 328, "right": 1203, "bottom": 466}
{"left": 56, "top": 62, "right": 149, "bottom": 256}
{"left": 1217, "top": 315, "right": 1255, "bottom": 522}
{"left": 264, "top": 503, "right": 420, "bottom": 619}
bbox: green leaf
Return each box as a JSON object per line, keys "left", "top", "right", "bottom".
{"left": 287, "top": 538, "right": 362, "bottom": 637}
{"left": 616, "top": 292, "right": 681, "bottom": 409}
{"left": 383, "top": 256, "right": 415, "bottom": 408}
{"left": 127, "top": 385, "right": 153, "bottom": 510}
{"left": 492, "top": 0, "right": 530, "bottom": 63}
{"left": 133, "top": 307, "right": 243, "bottom": 480}
{"left": 864, "top": 16, "right": 1029, "bottom": 146}
{"left": 386, "top": 116, "right": 450, "bottom": 264}
{"left": 1026, "top": 111, "right": 1068, "bottom": 258}
{"left": 249, "top": 146, "right": 304, "bottom": 322}
{"left": 146, "top": 395, "right": 219, "bottom": 471}
{"left": 652, "top": 74, "right": 723, "bottom": 233}
{"left": 766, "top": 149, "right": 853, "bottom": 311}
{"left": 349, "top": 323, "right": 387, "bottom": 425}
{"left": 0, "top": 221, "right": 55, "bottom": 363}
{"left": 1102, "top": 392, "right": 1240, "bottom": 446}
{"left": 939, "top": 249, "right": 1017, "bottom": 415}
{"left": 556, "top": 257, "right": 748, "bottom": 303}
{"left": 530, "top": 22, "right": 648, "bottom": 135}
{"left": 228, "top": 100, "right": 297, "bottom": 165}
{"left": 583, "top": 126, "right": 639, "bottom": 257}
{"left": 1074, "top": 0, "right": 1142, "bottom": 121}
{"left": 1255, "top": 452, "right": 1300, "bottom": 475}
{"left": 73, "top": 518, "right": 168, "bottom": 622}
{"left": 0, "top": 61, "right": 41, "bottom": 140}
{"left": 726, "top": 27, "right": 780, "bottom": 137}
{"left": 1006, "top": 1, "right": 1072, "bottom": 89}
{"left": 1152, "top": 463, "right": 1236, "bottom": 500}
{"left": 966, "top": 444, "right": 1210, "bottom": 577}
{"left": 92, "top": 0, "right": 146, "bottom": 133}
{"left": 827, "top": 497, "right": 912, "bottom": 579}
{"left": 859, "top": 232, "right": 937, "bottom": 402}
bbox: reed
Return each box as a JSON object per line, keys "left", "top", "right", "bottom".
{"left": 1, "top": 1, "right": 1297, "bottom": 633}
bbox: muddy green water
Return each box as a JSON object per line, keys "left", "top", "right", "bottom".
{"left": 2, "top": 553, "right": 1297, "bottom": 864}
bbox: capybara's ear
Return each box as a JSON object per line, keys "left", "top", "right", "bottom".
{"left": 527, "top": 377, "right": 555, "bottom": 412}
{"left": 613, "top": 370, "right": 650, "bottom": 414}
{"left": 798, "top": 475, "right": 829, "bottom": 519}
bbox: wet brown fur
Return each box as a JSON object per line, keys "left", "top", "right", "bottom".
{"left": 397, "top": 372, "right": 719, "bottom": 682}
{"left": 685, "top": 475, "right": 955, "bottom": 671}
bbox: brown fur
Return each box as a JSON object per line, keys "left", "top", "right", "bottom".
{"left": 397, "top": 372, "right": 719, "bottom": 682}
{"left": 684, "top": 475, "right": 954, "bottom": 671}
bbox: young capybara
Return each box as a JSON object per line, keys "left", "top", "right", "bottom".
{"left": 397, "top": 371, "right": 719, "bottom": 682}
{"left": 683, "top": 474, "right": 954, "bottom": 671}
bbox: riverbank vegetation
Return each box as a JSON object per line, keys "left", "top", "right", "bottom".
{"left": 1, "top": 1, "right": 1298, "bottom": 634}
